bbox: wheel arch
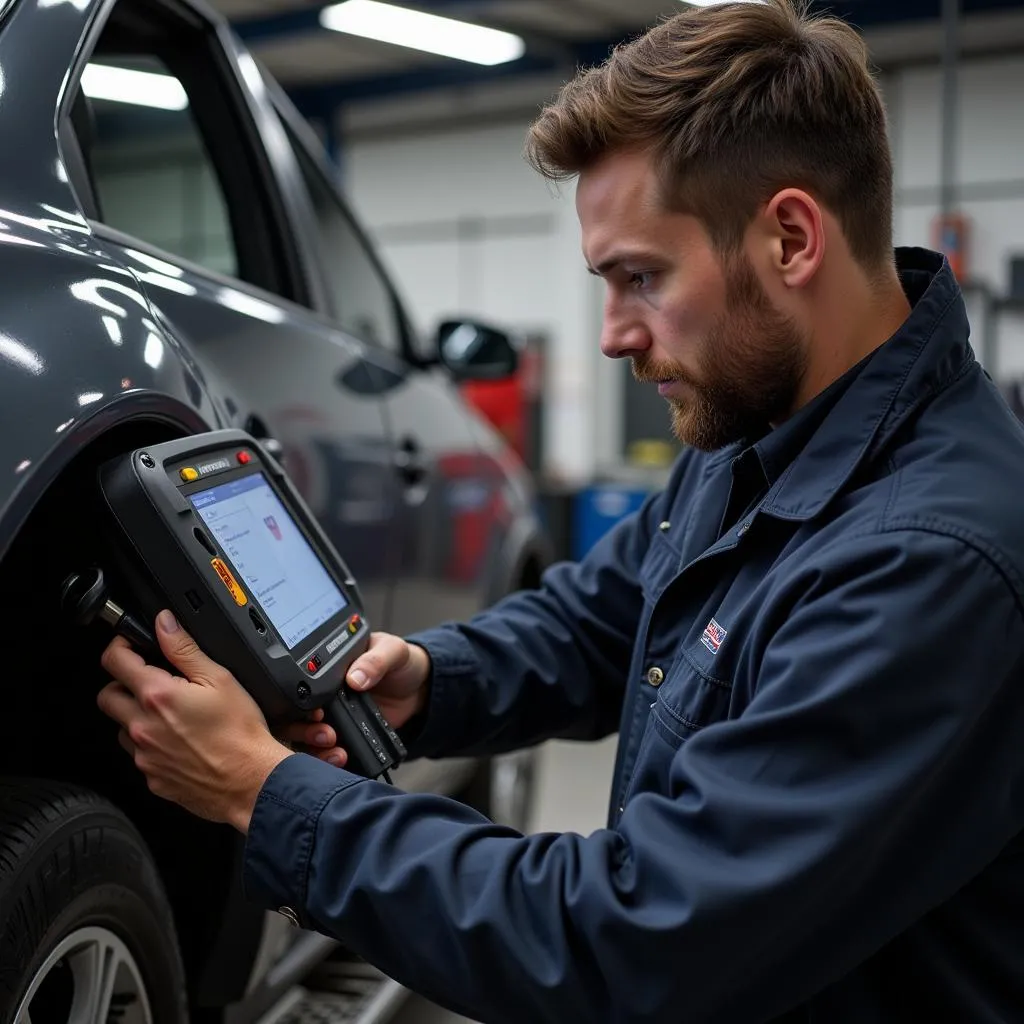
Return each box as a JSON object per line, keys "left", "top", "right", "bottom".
{"left": 0, "top": 406, "right": 266, "bottom": 1013}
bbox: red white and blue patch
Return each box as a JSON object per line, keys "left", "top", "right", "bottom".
{"left": 701, "top": 618, "right": 727, "bottom": 654}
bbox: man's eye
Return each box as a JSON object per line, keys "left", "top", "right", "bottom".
{"left": 629, "top": 271, "right": 656, "bottom": 290}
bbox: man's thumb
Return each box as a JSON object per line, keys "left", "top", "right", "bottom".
{"left": 156, "top": 610, "right": 220, "bottom": 683}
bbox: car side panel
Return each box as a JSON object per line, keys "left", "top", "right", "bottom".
{"left": 0, "top": 243, "right": 222, "bottom": 555}
{"left": 367, "top": 357, "right": 526, "bottom": 634}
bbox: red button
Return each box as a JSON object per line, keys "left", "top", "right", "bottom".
{"left": 237, "top": 451, "right": 252, "bottom": 465}
{"left": 307, "top": 659, "right": 317, "bottom": 673}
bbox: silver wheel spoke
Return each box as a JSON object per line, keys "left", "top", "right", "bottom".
{"left": 67, "top": 934, "right": 119, "bottom": 1024}
{"left": 14, "top": 926, "right": 153, "bottom": 1024}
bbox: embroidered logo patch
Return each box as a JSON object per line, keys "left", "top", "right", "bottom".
{"left": 701, "top": 618, "right": 727, "bottom": 654}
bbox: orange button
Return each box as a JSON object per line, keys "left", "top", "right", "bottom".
{"left": 210, "top": 558, "right": 247, "bottom": 607}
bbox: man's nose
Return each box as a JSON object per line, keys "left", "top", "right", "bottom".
{"left": 600, "top": 317, "right": 651, "bottom": 360}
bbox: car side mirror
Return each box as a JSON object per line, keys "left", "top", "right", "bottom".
{"left": 436, "top": 320, "right": 518, "bottom": 381}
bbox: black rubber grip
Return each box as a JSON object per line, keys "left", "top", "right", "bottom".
{"left": 322, "top": 687, "right": 407, "bottom": 780}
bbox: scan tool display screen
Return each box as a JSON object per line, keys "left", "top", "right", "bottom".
{"left": 190, "top": 473, "right": 347, "bottom": 649}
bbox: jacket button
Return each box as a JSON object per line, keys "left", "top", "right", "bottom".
{"left": 277, "top": 906, "right": 300, "bottom": 927}
{"left": 646, "top": 666, "right": 664, "bottom": 687}
{"left": 659, "top": 521, "right": 671, "bottom": 531}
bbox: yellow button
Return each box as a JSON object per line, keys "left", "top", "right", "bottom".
{"left": 211, "top": 558, "right": 247, "bottom": 607}
{"left": 179, "top": 467, "right": 199, "bottom": 482}
{"left": 646, "top": 666, "right": 664, "bottom": 687}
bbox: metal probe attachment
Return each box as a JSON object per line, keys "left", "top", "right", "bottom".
{"left": 60, "top": 567, "right": 157, "bottom": 654}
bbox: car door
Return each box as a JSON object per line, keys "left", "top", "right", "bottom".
{"left": 271, "top": 100, "right": 503, "bottom": 636}
{"left": 61, "top": 0, "right": 398, "bottom": 626}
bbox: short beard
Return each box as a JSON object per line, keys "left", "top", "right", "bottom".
{"left": 633, "top": 255, "right": 808, "bottom": 451}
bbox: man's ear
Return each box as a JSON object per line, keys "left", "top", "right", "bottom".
{"left": 763, "top": 189, "right": 824, "bottom": 289}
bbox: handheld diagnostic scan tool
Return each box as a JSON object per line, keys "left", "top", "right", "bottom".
{"left": 68, "top": 430, "right": 405, "bottom": 781}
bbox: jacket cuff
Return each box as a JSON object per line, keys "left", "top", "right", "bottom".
{"left": 400, "top": 627, "right": 481, "bottom": 760}
{"left": 243, "top": 753, "right": 365, "bottom": 925}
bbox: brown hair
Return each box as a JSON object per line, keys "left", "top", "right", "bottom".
{"left": 526, "top": 0, "right": 894, "bottom": 273}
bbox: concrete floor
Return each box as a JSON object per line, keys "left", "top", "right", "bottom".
{"left": 391, "top": 734, "right": 619, "bottom": 1024}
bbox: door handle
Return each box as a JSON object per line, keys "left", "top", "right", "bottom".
{"left": 260, "top": 437, "right": 284, "bottom": 459}
{"left": 245, "top": 415, "right": 284, "bottom": 460}
{"left": 394, "top": 437, "right": 427, "bottom": 486}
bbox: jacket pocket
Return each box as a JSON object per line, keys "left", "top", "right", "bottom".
{"left": 622, "top": 697, "right": 702, "bottom": 804}
{"left": 622, "top": 652, "right": 730, "bottom": 804}
{"left": 654, "top": 646, "right": 733, "bottom": 736}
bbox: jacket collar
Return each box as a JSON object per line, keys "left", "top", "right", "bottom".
{"left": 757, "top": 247, "right": 973, "bottom": 521}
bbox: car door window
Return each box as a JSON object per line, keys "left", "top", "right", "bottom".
{"left": 287, "top": 131, "right": 403, "bottom": 353}
{"left": 85, "top": 56, "right": 237, "bottom": 278}
{"left": 64, "top": 0, "right": 305, "bottom": 304}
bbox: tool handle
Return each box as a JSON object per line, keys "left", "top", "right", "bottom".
{"left": 322, "top": 686, "right": 406, "bottom": 780}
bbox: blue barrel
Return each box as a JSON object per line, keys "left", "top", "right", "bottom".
{"left": 572, "top": 485, "right": 650, "bottom": 561}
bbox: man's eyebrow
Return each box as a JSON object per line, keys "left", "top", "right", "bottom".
{"left": 585, "top": 252, "right": 660, "bottom": 276}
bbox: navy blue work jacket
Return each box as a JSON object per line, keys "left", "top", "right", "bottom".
{"left": 245, "top": 249, "right": 1024, "bottom": 1023}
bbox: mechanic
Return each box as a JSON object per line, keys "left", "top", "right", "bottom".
{"left": 96, "top": 1, "right": 1024, "bottom": 1020}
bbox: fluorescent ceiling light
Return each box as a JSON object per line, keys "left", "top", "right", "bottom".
{"left": 217, "top": 287, "right": 286, "bottom": 324}
{"left": 81, "top": 64, "right": 188, "bottom": 111}
{"left": 319, "top": 0, "right": 525, "bottom": 66}
{"left": 144, "top": 332, "right": 165, "bottom": 369}
{"left": 0, "top": 335, "right": 44, "bottom": 376}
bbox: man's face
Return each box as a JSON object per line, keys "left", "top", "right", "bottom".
{"left": 578, "top": 150, "right": 809, "bottom": 450}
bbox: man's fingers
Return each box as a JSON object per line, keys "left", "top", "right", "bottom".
{"left": 275, "top": 720, "right": 346, "bottom": 763}
{"left": 100, "top": 636, "right": 180, "bottom": 709}
{"left": 118, "top": 728, "right": 137, "bottom": 757}
{"left": 97, "top": 681, "right": 139, "bottom": 728}
{"left": 101, "top": 636, "right": 148, "bottom": 683}
{"left": 347, "top": 633, "right": 404, "bottom": 690}
{"left": 155, "top": 611, "right": 226, "bottom": 686}
{"left": 279, "top": 720, "right": 337, "bottom": 749}
{"left": 320, "top": 747, "right": 348, "bottom": 768}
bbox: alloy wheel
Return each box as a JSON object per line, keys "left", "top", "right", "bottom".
{"left": 14, "top": 926, "right": 154, "bottom": 1024}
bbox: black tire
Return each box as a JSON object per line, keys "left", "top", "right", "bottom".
{"left": 0, "top": 779, "right": 188, "bottom": 1024}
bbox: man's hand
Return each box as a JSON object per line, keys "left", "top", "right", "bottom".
{"left": 346, "top": 632, "right": 432, "bottom": 727}
{"left": 280, "top": 633, "right": 432, "bottom": 758}
{"left": 97, "top": 610, "right": 293, "bottom": 834}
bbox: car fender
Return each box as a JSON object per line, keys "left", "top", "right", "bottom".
{"left": 0, "top": 242, "right": 224, "bottom": 558}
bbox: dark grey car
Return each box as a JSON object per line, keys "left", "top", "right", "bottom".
{"left": 0, "top": 0, "right": 550, "bottom": 1018}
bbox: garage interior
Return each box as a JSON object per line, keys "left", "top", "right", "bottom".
{"left": 8, "top": 0, "right": 1024, "bottom": 1021}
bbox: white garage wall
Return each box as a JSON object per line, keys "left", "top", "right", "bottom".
{"left": 342, "top": 50, "right": 1024, "bottom": 479}
{"left": 886, "top": 55, "right": 1024, "bottom": 377}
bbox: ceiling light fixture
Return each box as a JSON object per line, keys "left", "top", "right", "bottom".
{"left": 80, "top": 64, "right": 188, "bottom": 110}
{"left": 319, "top": 0, "right": 525, "bottom": 66}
